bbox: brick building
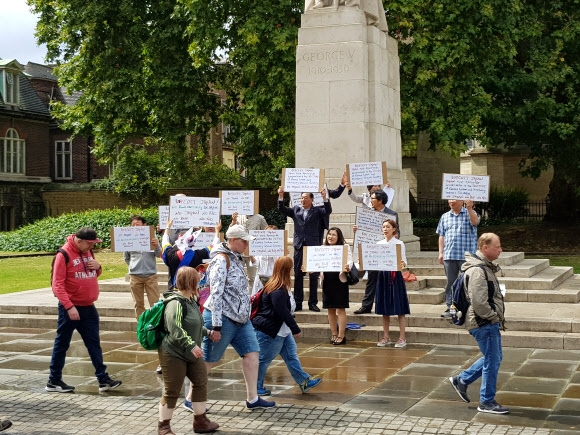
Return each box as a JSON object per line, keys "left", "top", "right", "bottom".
{"left": 0, "top": 59, "right": 109, "bottom": 230}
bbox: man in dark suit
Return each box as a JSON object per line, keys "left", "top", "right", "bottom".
{"left": 278, "top": 186, "right": 332, "bottom": 311}
{"left": 353, "top": 189, "right": 399, "bottom": 314}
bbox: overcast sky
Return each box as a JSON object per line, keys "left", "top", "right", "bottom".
{"left": 0, "top": 0, "right": 48, "bottom": 65}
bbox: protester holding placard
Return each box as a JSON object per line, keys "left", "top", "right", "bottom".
{"left": 318, "top": 172, "right": 347, "bottom": 244}
{"left": 252, "top": 256, "right": 322, "bottom": 396}
{"left": 321, "top": 228, "right": 353, "bottom": 346}
{"left": 277, "top": 186, "right": 332, "bottom": 312}
{"left": 162, "top": 220, "right": 222, "bottom": 291}
{"left": 353, "top": 189, "right": 399, "bottom": 315}
{"left": 124, "top": 215, "right": 162, "bottom": 319}
{"left": 250, "top": 225, "right": 280, "bottom": 295}
{"left": 436, "top": 199, "right": 479, "bottom": 318}
{"left": 376, "top": 219, "right": 410, "bottom": 348}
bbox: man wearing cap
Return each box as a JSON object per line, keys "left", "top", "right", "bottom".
{"left": 202, "top": 225, "right": 275, "bottom": 410}
{"left": 46, "top": 227, "right": 122, "bottom": 393}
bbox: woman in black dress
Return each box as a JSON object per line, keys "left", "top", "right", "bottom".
{"left": 322, "top": 227, "right": 353, "bottom": 345}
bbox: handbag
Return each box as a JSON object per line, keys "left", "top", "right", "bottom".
{"left": 402, "top": 270, "right": 417, "bottom": 282}
{"left": 346, "top": 263, "right": 360, "bottom": 286}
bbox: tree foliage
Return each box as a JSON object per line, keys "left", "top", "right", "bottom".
{"left": 30, "top": 0, "right": 580, "bottom": 217}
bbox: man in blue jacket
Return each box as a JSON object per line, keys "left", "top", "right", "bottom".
{"left": 278, "top": 186, "right": 331, "bottom": 311}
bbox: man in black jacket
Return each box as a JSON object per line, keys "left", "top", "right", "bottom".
{"left": 278, "top": 186, "right": 331, "bottom": 311}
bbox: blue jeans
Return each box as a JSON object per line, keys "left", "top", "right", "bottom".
{"left": 255, "top": 330, "right": 309, "bottom": 389}
{"left": 202, "top": 310, "right": 260, "bottom": 363}
{"left": 49, "top": 304, "right": 109, "bottom": 383}
{"left": 459, "top": 322, "right": 503, "bottom": 403}
{"left": 443, "top": 260, "right": 464, "bottom": 307}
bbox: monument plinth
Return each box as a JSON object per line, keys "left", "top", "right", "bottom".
{"left": 294, "top": 5, "right": 419, "bottom": 250}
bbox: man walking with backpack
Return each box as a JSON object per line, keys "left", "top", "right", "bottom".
{"left": 449, "top": 233, "right": 508, "bottom": 414}
{"left": 46, "top": 227, "right": 122, "bottom": 393}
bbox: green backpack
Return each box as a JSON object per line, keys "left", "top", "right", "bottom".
{"left": 136, "top": 296, "right": 188, "bottom": 350}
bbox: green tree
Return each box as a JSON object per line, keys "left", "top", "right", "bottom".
{"left": 387, "top": 0, "right": 580, "bottom": 219}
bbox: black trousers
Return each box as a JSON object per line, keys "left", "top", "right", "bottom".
{"left": 293, "top": 246, "right": 319, "bottom": 306}
{"left": 360, "top": 270, "right": 379, "bottom": 311}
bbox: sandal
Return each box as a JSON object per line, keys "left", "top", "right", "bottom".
{"left": 333, "top": 337, "right": 346, "bottom": 346}
{"left": 330, "top": 335, "right": 338, "bottom": 344}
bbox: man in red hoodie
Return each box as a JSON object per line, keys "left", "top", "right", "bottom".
{"left": 46, "top": 227, "right": 122, "bottom": 393}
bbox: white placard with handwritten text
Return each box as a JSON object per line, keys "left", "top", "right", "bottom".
{"left": 355, "top": 207, "right": 396, "bottom": 234}
{"left": 353, "top": 229, "right": 385, "bottom": 251}
{"left": 110, "top": 226, "right": 154, "bottom": 252}
{"left": 220, "top": 190, "right": 258, "bottom": 215}
{"left": 249, "top": 230, "right": 286, "bottom": 257}
{"left": 347, "top": 161, "right": 387, "bottom": 187}
{"left": 158, "top": 206, "right": 169, "bottom": 229}
{"left": 303, "top": 245, "right": 347, "bottom": 272}
{"left": 282, "top": 168, "right": 324, "bottom": 192}
{"left": 358, "top": 243, "right": 402, "bottom": 271}
{"left": 442, "top": 174, "right": 490, "bottom": 202}
{"left": 169, "top": 196, "right": 221, "bottom": 228}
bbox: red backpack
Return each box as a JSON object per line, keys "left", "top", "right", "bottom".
{"left": 249, "top": 289, "right": 264, "bottom": 320}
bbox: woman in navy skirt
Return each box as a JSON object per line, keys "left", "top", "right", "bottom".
{"left": 375, "top": 219, "right": 409, "bottom": 348}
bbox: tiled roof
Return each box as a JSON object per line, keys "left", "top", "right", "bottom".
{"left": 24, "top": 62, "right": 57, "bottom": 81}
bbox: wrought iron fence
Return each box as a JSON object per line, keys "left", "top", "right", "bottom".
{"left": 415, "top": 200, "right": 546, "bottom": 221}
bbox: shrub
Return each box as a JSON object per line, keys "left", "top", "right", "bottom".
{"left": 482, "top": 187, "right": 530, "bottom": 221}
{"left": 0, "top": 207, "right": 158, "bottom": 252}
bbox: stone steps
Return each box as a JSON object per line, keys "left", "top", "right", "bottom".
{"left": 408, "top": 258, "right": 551, "bottom": 278}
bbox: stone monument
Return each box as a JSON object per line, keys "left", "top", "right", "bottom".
{"left": 295, "top": 1, "right": 419, "bottom": 250}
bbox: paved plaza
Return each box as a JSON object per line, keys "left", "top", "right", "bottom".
{"left": 0, "top": 325, "right": 578, "bottom": 434}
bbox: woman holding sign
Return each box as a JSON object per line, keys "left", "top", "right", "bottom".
{"left": 376, "top": 219, "right": 410, "bottom": 348}
{"left": 322, "top": 227, "right": 353, "bottom": 345}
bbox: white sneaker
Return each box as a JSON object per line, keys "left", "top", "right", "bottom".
{"left": 377, "top": 338, "right": 392, "bottom": 347}
{"left": 394, "top": 339, "right": 406, "bottom": 348}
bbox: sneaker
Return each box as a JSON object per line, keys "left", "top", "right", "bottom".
{"left": 98, "top": 378, "right": 122, "bottom": 392}
{"left": 377, "top": 338, "right": 392, "bottom": 347}
{"left": 449, "top": 376, "right": 470, "bottom": 403}
{"left": 184, "top": 399, "right": 194, "bottom": 412}
{"left": 441, "top": 309, "right": 453, "bottom": 318}
{"left": 45, "top": 379, "right": 75, "bottom": 393}
{"left": 257, "top": 387, "right": 271, "bottom": 396}
{"left": 478, "top": 400, "right": 510, "bottom": 414}
{"left": 299, "top": 377, "right": 322, "bottom": 394}
{"left": 156, "top": 365, "right": 162, "bottom": 374}
{"left": 394, "top": 339, "right": 406, "bottom": 348}
{"left": 246, "top": 397, "right": 276, "bottom": 410}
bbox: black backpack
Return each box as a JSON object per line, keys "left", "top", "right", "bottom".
{"left": 450, "top": 265, "right": 488, "bottom": 326}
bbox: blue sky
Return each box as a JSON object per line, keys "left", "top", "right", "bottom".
{"left": 0, "top": 0, "right": 48, "bottom": 64}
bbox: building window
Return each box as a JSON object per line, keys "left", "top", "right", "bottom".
{"left": 0, "top": 206, "right": 15, "bottom": 231}
{"left": 55, "top": 140, "right": 72, "bottom": 179}
{"left": 0, "top": 128, "right": 25, "bottom": 174}
{"left": 2, "top": 71, "right": 19, "bottom": 105}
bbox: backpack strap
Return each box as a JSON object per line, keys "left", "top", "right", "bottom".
{"left": 50, "top": 249, "right": 70, "bottom": 285}
{"left": 217, "top": 253, "right": 230, "bottom": 270}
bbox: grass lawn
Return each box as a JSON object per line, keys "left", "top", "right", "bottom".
{"left": 0, "top": 251, "right": 128, "bottom": 294}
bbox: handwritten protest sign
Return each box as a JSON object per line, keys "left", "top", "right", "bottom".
{"left": 249, "top": 230, "right": 287, "bottom": 257}
{"left": 158, "top": 206, "right": 169, "bottom": 229}
{"left": 358, "top": 243, "right": 402, "bottom": 271}
{"left": 289, "top": 192, "right": 324, "bottom": 208}
{"left": 355, "top": 207, "right": 396, "bottom": 234}
{"left": 441, "top": 174, "right": 490, "bottom": 202}
{"left": 354, "top": 229, "right": 385, "bottom": 250}
{"left": 220, "top": 190, "right": 259, "bottom": 215}
{"left": 346, "top": 161, "right": 388, "bottom": 187}
{"left": 282, "top": 168, "right": 325, "bottom": 192}
{"left": 188, "top": 231, "right": 222, "bottom": 249}
{"left": 303, "top": 245, "right": 348, "bottom": 272}
{"left": 110, "top": 226, "right": 155, "bottom": 252}
{"left": 169, "top": 196, "right": 221, "bottom": 227}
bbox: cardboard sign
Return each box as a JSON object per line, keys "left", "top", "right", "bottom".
{"left": 346, "top": 161, "right": 388, "bottom": 187}
{"left": 249, "top": 230, "right": 287, "bottom": 257}
{"left": 353, "top": 229, "right": 385, "bottom": 251}
{"left": 158, "top": 206, "right": 169, "bottom": 229}
{"left": 303, "top": 245, "right": 348, "bottom": 272}
{"left": 358, "top": 243, "right": 402, "bottom": 271}
{"left": 282, "top": 168, "right": 325, "bottom": 193}
{"left": 355, "top": 207, "right": 396, "bottom": 234}
{"left": 289, "top": 192, "right": 324, "bottom": 208}
{"left": 219, "top": 190, "right": 259, "bottom": 216}
{"left": 110, "top": 226, "right": 155, "bottom": 252}
{"left": 187, "top": 231, "right": 223, "bottom": 249}
{"left": 441, "top": 174, "right": 490, "bottom": 202}
{"left": 169, "top": 196, "right": 221, "bottom": 227}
